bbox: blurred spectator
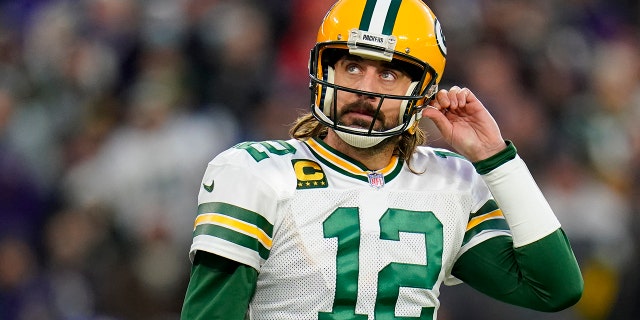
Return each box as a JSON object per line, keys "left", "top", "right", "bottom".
{"left": 60, "top": 53, "right": 239, "bottom": 316}
{"left": 0, "top": 87, "right": 47, "bottom": 244}
{"left": 564, "top": 37, "right": 640, "bottom": 193}
{"left": 184, "top": 0, "right": 277, "bottom": 140}
{"left": 0, "top": 236, "right": 42, "bottom": 319}
{"left": 541, "top": 154, "right": 633, "bottom": 320}
{"left": 460, "top": 43, "right": 551, "bottom": 171}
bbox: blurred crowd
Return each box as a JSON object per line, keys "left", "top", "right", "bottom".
{"left": 0, "top": 0, "right": 638, "bottom": 319}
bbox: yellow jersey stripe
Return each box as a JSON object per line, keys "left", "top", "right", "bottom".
{"left": 306, "top": 138, "right": 364, "bottom": 174}
{"left": 466, "top": 209, "right": 504, "bottom": 231}
{"left": 379, "top": 155, "right": 399, "bottom": 174}
{"left": 306, "top": 138, "right": 399, "bottom": 175}
{"left": 195, "top": 213, "right": 273, "bottom": 248}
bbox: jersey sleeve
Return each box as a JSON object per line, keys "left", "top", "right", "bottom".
{"left": 458, "top": 199, "right": 512, "bottom": 258}
{"left": 189, "top": 147, "right": 286, "bottom": 271}
{"left": 450, "top": 143, "right": 583, "bottom": 311}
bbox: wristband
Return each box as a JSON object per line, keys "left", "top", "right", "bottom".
{"left": 473, "top": 140, "right": 517, "bottom": 174}
{"left": 481, "top": 155, "right": 561, "bottom": 247}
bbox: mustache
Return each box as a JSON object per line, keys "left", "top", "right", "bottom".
{"left": 339, "top": 100, "right": 385, "bottom": 123}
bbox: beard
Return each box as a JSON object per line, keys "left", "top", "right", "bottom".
{"left": 336, "top": 99, "right": 394, "bottom": 132}
{"left": 332, "top": 99, "right": 402, "bottom": 153}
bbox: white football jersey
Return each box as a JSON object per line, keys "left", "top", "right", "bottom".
{"left": 189, "top": 138, "right": 511, "bottom": 320}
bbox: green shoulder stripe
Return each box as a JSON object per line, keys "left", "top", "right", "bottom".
{"left": 462, "top": 219, "right": 510, "bottom": 246}
{"left": 197, "top": 202, "right": 273, "bottom": 236}
{"left": 194, "top": 202, "right": 273, "bottom": 260}
{"left": 462, "top": 200, "right": 510, "bottom": 246}
{"left": 469, "top": 199, "right": 499, "bottom": 219}
{"left": 193, "top": 224, "right": 270, "bottom": 260}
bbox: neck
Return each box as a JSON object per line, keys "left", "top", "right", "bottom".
{"left": 324, "top": 130, "right": 399, "bottom": 171}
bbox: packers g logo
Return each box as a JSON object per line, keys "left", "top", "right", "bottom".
{"left": 435, "top": 18, "right": 446, "bottom": 57}
{"left": 292, "top": 160, "right": 328, "bottom": 189}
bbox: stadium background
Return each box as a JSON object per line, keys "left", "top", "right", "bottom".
{"left": 0, "top": 0, "right": 638, "bottom": 319}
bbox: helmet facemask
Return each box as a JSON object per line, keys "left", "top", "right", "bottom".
{"left": 309, "top": 43, "right": 439, "bottom": 148}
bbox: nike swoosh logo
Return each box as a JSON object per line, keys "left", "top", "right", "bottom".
{"left": 203, "top": 181, "right": 214, "bottom": 192}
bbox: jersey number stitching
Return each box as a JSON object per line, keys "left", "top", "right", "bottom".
{"left": 235, "top": 140, "right": 296, "bottom": 162}
{"left": 320, "top": 207, "right": 443, "bottom": 320}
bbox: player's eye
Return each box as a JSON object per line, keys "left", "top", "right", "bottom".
{"left": 380, "top": 70, "right": 398, "bottom": 81}
{"left": 346, "top": 63, "right": 362, "bottom": 74}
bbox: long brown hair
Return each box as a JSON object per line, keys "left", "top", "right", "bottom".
{"left": 289, "top": 113, "right": 426, "bottom": 173}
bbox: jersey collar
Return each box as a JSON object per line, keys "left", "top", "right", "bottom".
{"left": 303, "top": 137, "right": 403, "bottom": 184}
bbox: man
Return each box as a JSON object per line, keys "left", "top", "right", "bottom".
{"left": 180, "top": 0, "right": 583, "bottom": 319}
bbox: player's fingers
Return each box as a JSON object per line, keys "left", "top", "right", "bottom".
{"left": 447, "top": 86, "right": 462, "bottom": 110}
{"left": 456, "top": 87, "right": 470, "bottom": 107}
{"left": 422, "top": 104, "right": 452, "bottom": 139}
{"left": 464, "top": 88, "right": 478, "bottom": 103}
{"left": 432, "top": 89, "right": 449, "bottom": 111}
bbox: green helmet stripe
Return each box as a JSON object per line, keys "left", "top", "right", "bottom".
{"left": 359, "top": 0, "right": 403, "bottom": 35}
{"left": 359, "top": 0, "right": 377, "bottom": 31}
{"left": 383, "top": 0, "right": 402, "bottom": 35}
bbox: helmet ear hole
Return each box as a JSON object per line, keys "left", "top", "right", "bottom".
{"left": 322, "top": 66, "right": 335, "bottom": 116}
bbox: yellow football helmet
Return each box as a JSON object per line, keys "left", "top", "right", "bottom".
{"left": 309, "top": 0, "right": 447, "bottom": 147}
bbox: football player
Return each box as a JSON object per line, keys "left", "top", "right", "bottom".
{"left": 180, "top": 0, "right": 583, "bottom": 319}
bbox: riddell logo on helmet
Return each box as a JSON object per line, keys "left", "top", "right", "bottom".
{"left": 362, "top": 34, "right": 384, "bottom": 43}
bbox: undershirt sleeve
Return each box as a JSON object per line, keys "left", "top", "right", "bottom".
{"left": 451, "top": 229, "right": 583, "bottom": 312}
{"left": 181, "top": 251, "right": 257, "bottom": 320}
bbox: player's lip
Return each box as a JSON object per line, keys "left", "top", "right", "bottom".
{"left": 342, "top": 112, "right": 378, "bottom": 125}
{"left": 348, "top": 106, "right": 376, "bottom": 116}
{"left": 346, "top": 111, "right": 374, "bottom": 118}
{"left": 340, "top": 113, "right": 385, "bottom": 131}
{"left": 344, "top": 108, "right": 379, "bottom": 120}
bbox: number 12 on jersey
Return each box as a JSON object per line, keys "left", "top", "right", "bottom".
{"left": 320, "top": 207, "right": 444, "bottom": 320}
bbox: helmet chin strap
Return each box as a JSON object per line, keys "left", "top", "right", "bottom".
{"left": 335, "top": 130, "right": 390, "bottom": 148}
{"left": 325, "top": 80, "right": 420, "bottom": 148}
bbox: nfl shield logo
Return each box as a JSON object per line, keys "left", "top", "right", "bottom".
{"left": 367, "top": 172, "right": 385, "bottom": 189}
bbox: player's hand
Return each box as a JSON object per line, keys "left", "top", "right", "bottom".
{"left": 421, "top": 86, "right": 507, "bottom": 162}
